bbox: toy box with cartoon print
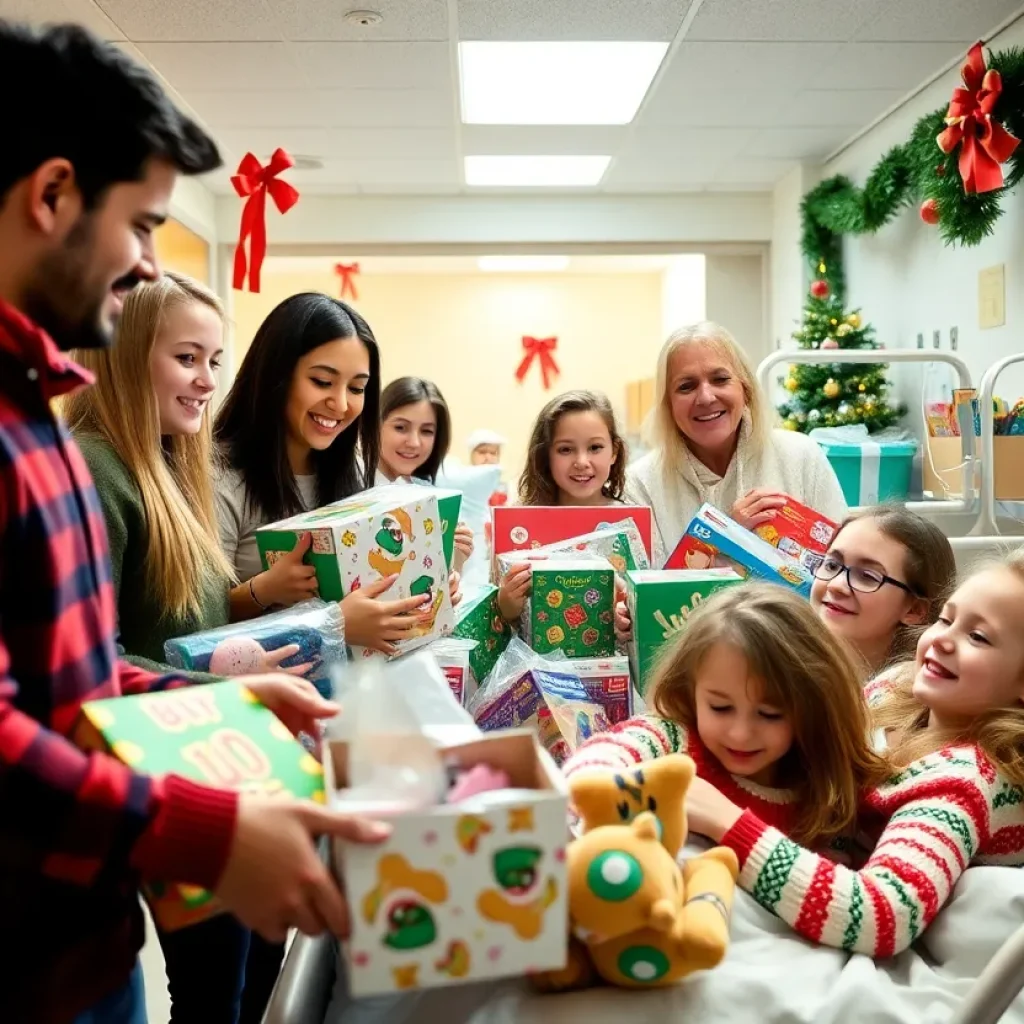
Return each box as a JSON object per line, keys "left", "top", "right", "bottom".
{"left": 625, "top": 569, "right": 744, "bottom": 698}
{"left": 256, "top": 489, "right": 455, "bottom": 659}
{"left": 74, "top": 681, "right": 325, "bottom": 932}
{"left": 665, "top": 503, "right": 814, "bottom": 598}
{"left": 325, "top": 730, "right": 569, "bottom": 997}
{"left": 751, "top": 496, "right": 836, "bottom": 572}
{"left": 521, "top": 557, "right": 617, "bottom": 658}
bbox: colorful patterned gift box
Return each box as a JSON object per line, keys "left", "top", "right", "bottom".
{"left": 665, "top": 504, "right": 814, "bottom": 598}
{"left": 496, "top": 520, "right": 649, "bottom": 580}
{"left": 564, "top": 654, "right": 634, "bottom": 725}
{"left": 379, "top": 481, "right": 464, "bottom": 571}
{"left": 625, "top": 569, "right": 744, "bottom": 697}
{"left": 257, "top": 488, "right": 454, "bottom": 660}
{"left": 452, "top": 583, "right": 513, "bottom": 685}
{"left": 325, "top": 730, "right": 568, "bottom": 997}
{"left": 492, "top": 505, "right": 653, "bottom": 564}
{"left": 519, "top": 557, "right": 617, "bottom": 658}
{"left": 74, "top": 681, "right": 325, "bottom": 931}
{"left": 750, "top": 496, "right": 837, "bottom": 573}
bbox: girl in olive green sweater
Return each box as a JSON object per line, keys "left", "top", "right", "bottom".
{"left": 65, "top": 273, "right": 274, "bottom": 1024}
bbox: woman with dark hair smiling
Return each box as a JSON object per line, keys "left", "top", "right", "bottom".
{"left": 375, "top": 375, "right": 474, "bottom": 572}
{"left": 214, "top": 293, "right": 432, "bottom": 1022}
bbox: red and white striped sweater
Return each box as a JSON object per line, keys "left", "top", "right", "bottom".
{"left": 566, "top": 692, "right": 1024, "bottom": 958}
{"left": 564, "top": 714, "right": 800, "bottom": 841}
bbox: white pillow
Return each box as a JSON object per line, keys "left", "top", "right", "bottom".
{"left": 433, "top": 461, "right": 503, "bottom": 586}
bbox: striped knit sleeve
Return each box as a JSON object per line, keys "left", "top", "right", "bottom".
{"left": 719, "top": 753, "right": 997, "bottom": 958}
{"left": 563, "top": 714, "right": 688, "bottom": 778}
{"left": 863, "top": 664, "right": 910, "bottom": 708}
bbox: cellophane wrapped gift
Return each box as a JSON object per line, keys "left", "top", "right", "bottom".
{"left": 165, "top": 599, "right": 346, "bottom": 699}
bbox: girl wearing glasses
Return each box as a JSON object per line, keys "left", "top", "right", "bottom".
{"left": 811, "top": 506, "right": 955, "bottom": 677}
{"left": 682, "top": 547, "right": 1024, "bottom": 958}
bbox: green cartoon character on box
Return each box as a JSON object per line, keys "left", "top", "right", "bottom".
{"left": 368, "top": 509, "right": 416, "bottom": 577}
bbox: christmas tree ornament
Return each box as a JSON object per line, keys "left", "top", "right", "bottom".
{"left": 808, "top": 409, "right": 821, "bottom": 423}
{"left": 859, "top": 383, "right": 867, "bottom": 392}
{"left": 817, "top": 262, "right": 827, "bottom": 274}
{"left": 836, "top": 323, "right": 852, "bottom": 337}
{"left": 810, "top": 279, "right": 830, "bottom": 299}
{"left": 846, "top": 313, "right": 861, "bottom": 329}
{"left": 823, "top": 379, "right": 840, "bottom": 399}
{"left": 920, "top": 198, "right": 939, "bottom": 224}
{"left": 830, "top": 318, "right": 838, "bottom": 326}
{"left": 821, "top": 338, "right": 839, "bottom": 349}
{"left": 838, "top": 402, "right": 851, "bottom": 416}
{"left": 784, "top": 376, "right": 798, "bottom": 392}
{"left": 782, "top": 418, "right": 798, "bottom": 431}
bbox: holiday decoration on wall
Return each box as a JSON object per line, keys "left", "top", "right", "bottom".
{"left": 800, "top": 41, "right": 1023, "bottom": 300}
{"left": 335, "top": 262, "right": 360, "bottom": 301}
{"left": 515, "top": 336, "right": 560, "bottom": 390}
{"left": 231, "top": 149, "right": 300, "bottom": 293}
{"left": 777, "top": 281, "right": 905, "bottom": 434}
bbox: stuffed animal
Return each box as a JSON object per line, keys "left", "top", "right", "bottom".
{"left": 534, "top": 754, "right": 739, "bottom": 991}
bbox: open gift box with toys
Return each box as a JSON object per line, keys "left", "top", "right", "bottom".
{"left": 322, "top": 653, "right": 570, "bottom": 997}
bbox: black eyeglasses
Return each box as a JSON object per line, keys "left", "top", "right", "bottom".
{"left": 813, "top": 555, "right": 917, "bottom": 597}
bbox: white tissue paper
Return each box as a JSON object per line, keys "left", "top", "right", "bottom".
{"left": 326, "top": 650, "right": 482, "bottom": 816}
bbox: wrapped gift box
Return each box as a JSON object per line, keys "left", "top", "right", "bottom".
{"left": 814, "top": 433, "right": 917, "bottom": 506}
{"left": 625, "top": 568, "right": 744, "bottom": 697}
{"left": 75, "top": 681, "right": 324, "bottom": 931}
{"left": 521, "top": 557, "right": 616, "bottom": 658}
{"left": 325, "top": 730, "right": 568, "bottom": 997}
{"left": 564, "top": 655, "right": 633, "bottom": 724}
{"left": 496, "top": 521, "right": 649, "bottom": 580}
{"left": 492, "top": 505, "right": 653, "bottom": 564}
{"left": 452, "top": 584, "right": 513, "bottom": 685}
{"left": 752, "top": 497, "right": 837, "bottom": 573}
{"left": 665, "top": 504, "right": 814, "bottom": 598}
{"left": 257, "top": 489, "right": 454, "bottom": 660}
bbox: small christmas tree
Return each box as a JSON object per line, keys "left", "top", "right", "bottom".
{"left": 777, "top": 279, "right": 905, "bottom": 433}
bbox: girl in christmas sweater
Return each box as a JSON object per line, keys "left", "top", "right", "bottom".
{"left": 565, "top": 583, "right": 891, "bottom": 851}
{"left": 680, "top": 550, "right": 1024, "bottom": 958}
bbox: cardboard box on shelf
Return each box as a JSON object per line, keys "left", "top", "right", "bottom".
{"left": 625, "top": 569, "right": 744, "bottom": 697}
{"left": 325, "top": 730, "right": 568, "bottom": 997}
{"left": 75, "top": 681, "right": 325, "bottom": 931}
{"left": 257, "top": 488, "right": 455, "bottom": 659}
{"left": 924, "top": 436, "right": 1024, "bottom": 501}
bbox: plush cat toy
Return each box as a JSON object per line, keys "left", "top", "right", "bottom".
{"left": 534, "top": 754, "right": 739, "bottom": 991}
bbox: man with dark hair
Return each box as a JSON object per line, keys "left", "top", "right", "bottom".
{"left": 0, "top": 22, "right": 385, "bottom": 1024}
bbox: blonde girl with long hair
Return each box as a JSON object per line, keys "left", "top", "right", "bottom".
{"left": 65, "top": 272, "right": 338, "bottom": 1024}
{"left": 681, "top": 550, "right": 1024, "bottom": 958}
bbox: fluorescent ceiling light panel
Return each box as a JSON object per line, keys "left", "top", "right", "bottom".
{"left": 464, "top": 155, "right": 610, "bottom": 187}
{"left": 478, "top": 255, "right": 570, "bottom": 272}
{"left": 459, "top": 41, "right": 668, "bottom": 125}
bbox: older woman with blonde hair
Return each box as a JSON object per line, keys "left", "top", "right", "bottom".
{"left": 626, "top": 321, "right": 847, "bottom": 566}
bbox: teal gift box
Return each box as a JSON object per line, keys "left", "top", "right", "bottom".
{"left": 815, "top": 435, "right": 917, "bottom": 506}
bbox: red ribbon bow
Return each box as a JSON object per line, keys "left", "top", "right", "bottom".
{"left": 515, "top": 336, "right": 560, "bottom": 390}
{"left": 231, "top": 148, "right": 300, "bottom": 293}
{"left": 937, "top": 42, "right": 1020, "bottom": 195}
{"left": 335, "top": 262, "right": 360, "bottom": 301}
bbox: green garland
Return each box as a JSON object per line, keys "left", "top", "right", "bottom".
{"left": 801, "top": 45, "right": 1024, "bottom": 301}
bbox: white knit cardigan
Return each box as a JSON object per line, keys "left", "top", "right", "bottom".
{"left": 624, "top": 423, "right": 849, "bottom": 568}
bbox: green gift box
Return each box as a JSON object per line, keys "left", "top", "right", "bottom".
{"left": 625, "top": 569, "right": 744, "bottom": 697}
{"left": 75, "top": 681, "right": 325, "bottom": 932}
{"left": 257, "top": 487, "right": 455, "bottom": 660}
{"left": 453, "top": 583, "right": 512, "bottom": 684}
{"left": 525, "top": 558, "right": 616, "bottom": 658}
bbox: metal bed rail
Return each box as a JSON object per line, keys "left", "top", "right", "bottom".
{"left": 756, "top": 349, "right": 977, "bottom": 515}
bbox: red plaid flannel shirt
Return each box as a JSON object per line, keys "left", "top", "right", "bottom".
{"left": 0, "top": 300, "right": 238, "bottom": 1022}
